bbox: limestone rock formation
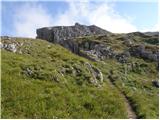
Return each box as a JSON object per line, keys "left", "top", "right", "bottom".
{"left": 36, "top": 23, "right": 111, "bottom": 43}
{"left": 36, "top": 23, "right": 159, "bottom": 63}
{"left": 0, "top": 36, "right": 23, "bottom": 53}
{"left": 79, "top": 43, "right": 116, "bottom": 61}
{"left": 36, "top": 23, "right": 114, "bottom": 61}
{"left": 129, "top": 45, "right": 159, "bottom": 62}
{"left": 85, "top": 62, "right": 103, "bottom": 86}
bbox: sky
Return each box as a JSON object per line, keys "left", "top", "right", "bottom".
{"left": 1, "top": 0, "right": 159, "bottom": 38}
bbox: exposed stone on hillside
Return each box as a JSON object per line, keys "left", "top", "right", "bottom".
{"left": 58, "top": 39, "right": 80, "bottom": 54}
{"left": 126, "top": 32, "right": 149, "bottom": 38}
{"left": 37, "top": 23, "right": 117, "bottom": 62}
{"left": 85, "top": 62, "right": 103, "bottom": 86}
{"left": 116, "top": 51, "right": 130, "bottom": 63}
{"left": 0, "top": 36, "right": 23, "bottom": 53}
{"left": 36, "top": 23, "right": 159, "bottom": 63}
{"left": 60, "top": 62, "right": 103, "bottom": 86}
{"left": 80, "top": 44, "right": 115, "bottom": 61}
{"left": 36, "top": 23, "right": 111, "bottom": 43}
{"left": 22, "top": 65, "right": 65, "bottom": 83}
{"left": 129, "top": 45, "right": 159, "bottom": 62}
{"left": 144, "top": 32, "right": 159, "bottom": 36}
{"left": 77, "top": 40, "right": 131, "bottom": 63}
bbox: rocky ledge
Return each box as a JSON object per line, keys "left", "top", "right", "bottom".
{"left": 36, "top": 23, "right": 111, "bottom": 43}
{"left": 36, "top": 23, "right": 159, "bottom": 63}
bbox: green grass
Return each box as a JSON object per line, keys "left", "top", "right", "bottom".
{"left": 1, "top": 38, "right": 128, "bottom": 118}
{"left": 1, "top": 37, "right": 158, "bottom": 118}
{"left": 95, "top": 58, "right": 159, "bottom": 119}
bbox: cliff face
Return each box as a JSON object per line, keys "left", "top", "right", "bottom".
{"left": 36, "top": 23, "right": 159, "bottom": 63}
{"left": 36, "top": 23, "right": 111, "bottom": 43}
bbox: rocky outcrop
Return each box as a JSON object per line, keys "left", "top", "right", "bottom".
{"left": 36, "top": 23, "right": 111, "bottom": 43}
{"left": 22, "top": 65, "right": 65, "bottom": 83}
{"left": 36, "top": 23, "right": 114, "bottom": 62}
{"left": 80, "top": 44, "right": 115, "bottom": 61}
{"left": 36, "top": 23, "right": 159, "bottom": 63}
{"left": 144, "top": 32, "right": 159, "bottom": 37}
{"left": 58, "top": 39, "right": 80, "bottom": 54}
{"left": 79, "top": 41, "right": 130, "bottom": 63}
{"left": 129, "top": 45, "right": 159, "bottom": 62}
{"left": 85, "top": 62, "right": 103, "bottom": 86}
{"left": 116, "top": 51, "right": 130, "bottom": 63}
{"left": 1, "top": 43, "right": 17, "bottom": 53}
{"left": 0, "top": 36, "right": 23, "bottom": 53}
{"left": 59, "top": 62, "right": 103, "bottom": 86}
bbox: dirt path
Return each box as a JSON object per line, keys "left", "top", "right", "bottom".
{"left": 108, "top": 80, "right": 137, "bottom": 119}
{"left": 120, "top": 92, "right": 137, "bottom": 119}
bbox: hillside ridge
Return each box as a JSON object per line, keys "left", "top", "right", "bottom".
{"left": 36, "top": 23, "right": 159, "bottom": 63}
{"left": 1, "top": 23, "right": 159, "bottom": 119}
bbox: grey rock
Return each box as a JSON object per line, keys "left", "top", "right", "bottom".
{"left": 1, "top": 36, "right": 11, "bottom": 40}
{"left": 7, "top": 44, "right": 17, "bottom": 53}
{"left": 129, "top": 45, "right": 158, "bottom": 62}
{"left": 36, "top": 23, "right": 111, "bottom": 43}
{"left": 59, "top": 39, "right": 79, "bottom": 54}
{"left": 126, "top": 32, "right": 148, "bottom": 38}
{"left": 152, "top": 80, "right": 159, "bottom": 88}
{"left": 37, "top": 23, "right": 110, "bottom": 54}
{"left": 144, "top": 32, "right": 159, "bottom": 36}
{"left": 36, "top": 23, "right": 159, "bottom": 63}
{"left": 85, "top": 62, "right": 103, "bottom": 86}
{"left": 123, "top": 38, "right": 133, "bottom": 46}
{"left": 26, "top": 68, "right": 34, "bottom": 76}
{"left": 116, "top": 51, "right": 130, "bottom": 63}
{"left": 1, "top": 37, "right": 25, "bottom": 53}
{"left": 84, "top": 42, "right": 90, "bottom": 50}
{"left": 79, "top": 43, "right": 116, "bottom": 61}
{"left": 52, "top": 75, "right": 60, "bottom": 82}
{"left": 60, "top": 65, "right": 78, "bottom": 76}
{"left": 1, "top": 43, "right": 17, "bottom": 53}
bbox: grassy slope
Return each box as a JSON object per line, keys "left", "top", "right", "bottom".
{"left": 1, "top": 38, "right": 127, "bottom": 118}
{"left": 95, "top": 59, "right": 158, "bottom": 118}
{"left": 1, "top": 36, "right": 159, "bottom": 118}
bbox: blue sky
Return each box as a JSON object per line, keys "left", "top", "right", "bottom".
{"left": 1, "top": 0, "right": 158, "bottom": 37}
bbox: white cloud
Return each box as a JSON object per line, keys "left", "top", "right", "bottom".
{"left": 87, "top": 3, "right": 137, "bottom": 33}
{"left": 13, "top": 3, "right": 53, "bottom": 38}
{"left": 140, "top": 23, "right": 159, "bottom": 32}
{"left": 13, "top": 1, "right": 138, "bottom": 37}
{"left": 53, "top": 1, "right": 138, "bottom": 33}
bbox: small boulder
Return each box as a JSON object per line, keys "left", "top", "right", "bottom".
{"left": 7, "top": 44, "right": 17, "bottom": 53}
{"left": 116, "top": 51, "right": 130, "bottom": 63}
{"left": 85, "top": 62, "right": 103, "bottom": 86}
{"left": 152, "top": 80, "right": 159, "bottom": 88}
